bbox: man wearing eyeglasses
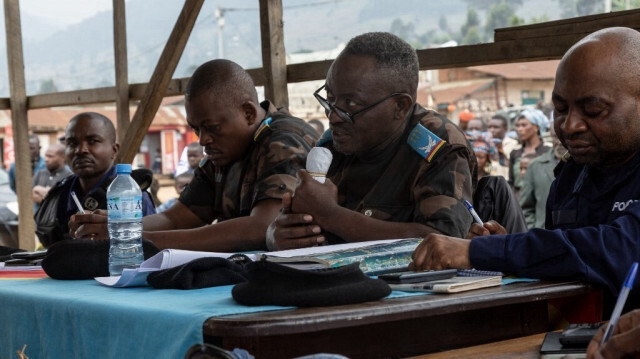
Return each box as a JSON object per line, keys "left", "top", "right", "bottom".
{"left": 266, "top": 32, "right": 477, "bottom": 250}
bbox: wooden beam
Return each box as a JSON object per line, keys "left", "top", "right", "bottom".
{"left": 0, "top": 98, "right": 9, "bottom": 110}
{"left": 118, "top": 0, "right": 204, "bottom": 163}
{"left": 494, "top": 8, "right": 640, "bottom": 42}
{"left": 259, "top": 0, "right": 289, "bottom": 108}
{"left": 113, "top": 0, "right": 130, "bottom": 143}
{"left": 3, "top": 0, "right": 35, "bottom": 250}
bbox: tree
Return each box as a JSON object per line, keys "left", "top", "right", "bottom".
{"left": 462, "top": 0, "right": 523, "bottom": 11}
{"left": 462, "top": 26, "right": 483, "bottom": 45}
{"left": 38, "top": 79, "right": 58, "bottom": 94}
{"left": 612, "top": 0, "right": 640, "bottom": 10}
{"left": 556, "top": 0, "right": 603, "bottom": 18}
{"left": 438, "top": 15, "right": 449, "bottom": 32}
{"left": 390, "top": 18, "right": 416, "bottom": 43}
{"left": 485, "top": 1, "right": 517, "bottom": 39}
{"left": 461, "top": 7, "right": 481, "bottom": 39}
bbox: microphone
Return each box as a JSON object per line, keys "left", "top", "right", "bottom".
{"left": 306, "top": 147, "right": 333, "bottom": 183}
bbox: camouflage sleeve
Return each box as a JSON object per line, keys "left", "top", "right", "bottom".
{"left": 413, "top": 123, "right": 474, "bottom": 238}
{"left": 178, "top": 163, "right": 218, "bottom": 224}
{"left": 251, "top": 128, "right": 314, "bottom": 204}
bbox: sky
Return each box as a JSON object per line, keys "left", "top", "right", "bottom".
{"left": 19, "top": 0, "right": 113, "bottom": 26}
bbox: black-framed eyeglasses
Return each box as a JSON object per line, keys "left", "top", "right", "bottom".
{"left": 313, "top": 85, "right": 407, "bottom": 124}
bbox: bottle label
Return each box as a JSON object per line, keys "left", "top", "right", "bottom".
{"left": 107, "top": 196, "right": 143, "bottom": 220}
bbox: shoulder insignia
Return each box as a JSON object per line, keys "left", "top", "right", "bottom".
{"left": 198, "top": 157, "right": 208, "bottom": 168}
{"left": 316, "top": 129, "right": 333, "bottom": 147}
{"left": 407, "top": 123, "right": 446, "bottom": 162}
{"left": 253, "top": 117, "right": 273, "bottom": 142}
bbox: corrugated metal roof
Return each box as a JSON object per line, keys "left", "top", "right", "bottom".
{"left": 468, "top": 60, "right": 560, "bottom": 80}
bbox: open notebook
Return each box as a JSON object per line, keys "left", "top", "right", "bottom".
{"left": 95, "top": 238, "right": 421, "bottom": 287}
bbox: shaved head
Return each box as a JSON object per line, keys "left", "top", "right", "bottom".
{"left": 185, "top": 59, "right": 258, "bottom": 106}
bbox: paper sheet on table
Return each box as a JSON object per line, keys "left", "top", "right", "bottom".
{"left": 95, "top": 238, "right": 409, "bottom": 287}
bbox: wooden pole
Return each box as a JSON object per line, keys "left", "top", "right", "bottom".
{"left": 259, "top": 0, "right": 289, "bottom": 108}
{"left": 3, "top": 0, "right": 35, "bottom": 250}
{"left": 117, "top": 0, "right": 203, "bottom": 164}
{"left": 113, "top": 0, "right": 130, "bottom": 144}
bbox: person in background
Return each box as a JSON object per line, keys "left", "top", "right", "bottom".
{"left": 307, "top": 119, "right": 326, "bottom": 136}
{"left": 487, "top": 114, "right": 518, "bottom": 179}
{"left": 69, "top": 59, "right": 318, "bottom": 252}
{"left": 458, "top": 109, "right": 474, "bottom": 131}
{"left": 411, "top": 27, "right": 640, "bottom": 316}
{"left": 174, "top": 141, "right": 205, "bottom": 176}
{"left": 466, "top": 118, "right": 485, "bottom": 132}
{"left": 267, "top": 32, "right": 476, "bottom": 250}
{"left": 157, "top": 171, "right": 194, "bottom": 212}
{"left": 508, "top": 109, "right": 550, "bottom": 198}
{"left": 32, "top": 143, "right": 72, "bottom": 206}
{"left": 152, "top": 149, "right": 162, "bottom": 174}
{"left": 35, "top": 112, "right": 156, "bottom": 247}
{"left": 519, "top": 125, "right": 567, "bottom": 229}
{"left": 9, "top": 134, "right": 46, "bottom": 193}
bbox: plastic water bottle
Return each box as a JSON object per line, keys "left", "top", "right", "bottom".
{"left": 107, "top": 164, "right": 144, "bottom": 276}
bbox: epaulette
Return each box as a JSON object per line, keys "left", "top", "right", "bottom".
{"left": 407, "top": 123, "right": 446, "bottom": 162}
{"left": 253, "top": 117, "right": 273, "bottom": 142}
{"left": 316, "top": 129, "right": 333, "bottom": 147}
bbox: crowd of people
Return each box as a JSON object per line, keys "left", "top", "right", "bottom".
{"left": 2, "top": 26, "right": 637, "bottom": 358}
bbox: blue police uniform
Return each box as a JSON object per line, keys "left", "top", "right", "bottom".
{"left": 468, "top": 153, "right": 640, "bottom": 302}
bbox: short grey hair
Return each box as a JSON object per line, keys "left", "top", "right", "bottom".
{"left": 343, "top": 32, "right": 419, "bottom": 98}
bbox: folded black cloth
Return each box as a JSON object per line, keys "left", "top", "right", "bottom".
{"left": 147, "top": 256, "right": 252, "bottom": 290}
{"left": 232, "top": 260, "right": 391, "bottom": 307}
{"left": 0, "top": 246, "right": 25, "bottom": 262}
{"left": 42, "top": 238, "right": 160, "bottom": 280}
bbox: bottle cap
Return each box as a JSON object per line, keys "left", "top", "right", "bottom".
{"left": 115, "top": 163, "right": 132, "bottom": 174}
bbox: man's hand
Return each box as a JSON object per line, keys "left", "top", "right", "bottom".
{"left": 290, "top": 170, "right": 339, "bottom": 225}
{"left": 466, "top": 220, "right": 507, "bottom": 239}
{"left": 32, "top": 185, "right": 49, "bottom": 204}
{"left": 587, "top": 309, "right": 640, "bottom": 359}
{"left": 69, "top": 209, "right": 109, "bottom": 240}
{"left": 409, "top": 234, "right": 473, "bottom": 271}
{"left": 265, "top": 192, "right": 325, "bottom": 251}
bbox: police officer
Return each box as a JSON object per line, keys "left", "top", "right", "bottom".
{"left": 411, "top": 27, "right": 640, "bottom": 315}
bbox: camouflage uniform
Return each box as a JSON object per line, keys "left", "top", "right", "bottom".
{"left": 322, "top": 104, "right": 477, "bottom": 241}
{"left": 179, "top": 101, "right": 318, "bottom": 223}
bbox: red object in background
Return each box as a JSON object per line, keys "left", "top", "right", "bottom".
{"left": 458, "top": 109, "right": 474, "bottom": 123}
{"left": 3, "top": 125, "right": 13, "bottom": 170}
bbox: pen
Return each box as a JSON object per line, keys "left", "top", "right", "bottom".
{"left": 601, "top": 261, "right": 638, "bottom": 345}
{"left": 463, "top": 199, "right": 483, "bottom": 225}
{"left": 70, "top": 191, "right": 86, "bottom": 214}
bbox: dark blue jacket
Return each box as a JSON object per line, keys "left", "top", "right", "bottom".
{"left": 469, "top": 153, "right": 640, "bottom": 299}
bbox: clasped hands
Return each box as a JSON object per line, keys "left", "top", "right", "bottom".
{"left": 266, "top": 169, "right": 338, "bottom": 251}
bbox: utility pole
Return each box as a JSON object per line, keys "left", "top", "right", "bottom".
{"left": 215, "top": 7, "right": 225, "bottom": 58}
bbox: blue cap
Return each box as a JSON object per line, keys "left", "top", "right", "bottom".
{"left": 115, "top": 163, "right": 132, "bottom": 174}
{"left": 623, "top": 262, "right": 638, "bottom": 289}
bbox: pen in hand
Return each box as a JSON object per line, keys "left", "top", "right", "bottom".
{"left": 463, "top": 200, "right": 483, "bottom": 225}
{"left": 70, "top": 191, "right": 86, "bottom": 215}
{"left": 601, "top": 261, "right": 638, "bottom": 345}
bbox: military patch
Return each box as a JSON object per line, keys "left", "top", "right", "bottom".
{"left": 253, "top": 117, "right": 273, "bottom": 141}
{"left": 407, "top": 123, "right": 446, "bottom": 162}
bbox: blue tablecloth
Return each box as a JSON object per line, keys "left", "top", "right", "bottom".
{"left": 0, "top": 277, "right": 537, "bottom": 359}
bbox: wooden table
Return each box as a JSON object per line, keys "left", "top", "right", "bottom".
{"left": 204, "top": 281, "right": 592, "bottom": 358}
{"left": 408, "top": 332, "right": 548, "bottom": 359}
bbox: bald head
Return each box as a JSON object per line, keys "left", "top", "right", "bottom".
{"left": 185, "top": 59, "right": 258, "bottom": 106}
{"left": 552, "top": 27, "right": 640, "bottom": 167}
{"left": 44, "top": 143, "right": 66, "bottom": 171}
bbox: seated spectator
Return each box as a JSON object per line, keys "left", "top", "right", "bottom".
{"left": 35, "top": 112, "right": 156, "bottom": 247}
{"left": 69, "top": 59, "right": 318, "bottom": 252}
{"left": 411, "top": 27, "right": 640, "bottom": 316}
{"left": 157, "top": 171, "right": 194, "bottom": 212}
{"left": 267, "top": 32, "right": 476, "bottom": 250}
{"left": 32, "top": 143, "right": 72, "bottom": 207}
